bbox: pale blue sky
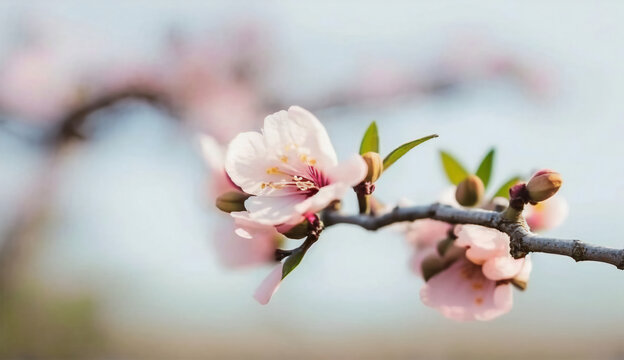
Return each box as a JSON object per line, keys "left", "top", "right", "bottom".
{"left": 1, "top": 1, "right": 624, "bottom": 357}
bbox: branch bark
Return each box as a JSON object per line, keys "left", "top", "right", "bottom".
{"left": 49, "top": 88, "right": 174, "bottom": 144}
{"left": 322, "top": 203, "right": 624, "bottom": 270}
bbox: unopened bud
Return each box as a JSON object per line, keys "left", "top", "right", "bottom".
{"left": 421, "top": 255, "right": 446, "bottom": 281}
{"left": 277, "top": 220, "right": 310, "bottom": 239}
{"left": 526, "top": 169, "right": 562, "bottom": 203}
{"left": 215, "top": 191, "right": 250, "bottom": 213}
{"left": 361, "top": 152, "right": 383, "bottom": 183}
{"left": 511, "top": 278, "right": 528, "bottom": 291}
{"left": 455, "top": 175, "right": 485, "bottom": 207}
{"left": 436, "top": 237, "right": 455, "bottom": 257}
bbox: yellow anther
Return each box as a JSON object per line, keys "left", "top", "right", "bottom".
{"left": 280, "top": 155, "right": 288, "bottom": 163}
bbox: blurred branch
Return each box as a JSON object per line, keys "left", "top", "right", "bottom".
{"left": 322, "top": 203, "right": 624, "bottom": 270}
{"left": 49, "top": 88, "right": 176, "bottom": 145}
{"left": 0, "top": 89, "right": 176, "bottom": 288}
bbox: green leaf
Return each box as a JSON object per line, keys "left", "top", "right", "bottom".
{"left": 281, "top": 249, "right": 306, "bottom": 280}
{"left": 439, "top": 151, "right": 469, "bottom": 185}
{"left": 359, "top": 121, "right": 379, "bottom": 155}
{"left": 475, "top": 148, "right": 495, "bottom": 189}
{"left": 382, "top": 134, "right": 438, "bottom": 172}
{"left": 493, "top": 176, "right": 523, "bottom": 199}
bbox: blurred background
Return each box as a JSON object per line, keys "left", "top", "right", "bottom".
{"left": 1, "top": 1, "right": 623, "bottom": 359}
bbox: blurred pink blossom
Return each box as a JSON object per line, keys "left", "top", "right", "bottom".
{"left": 420, "top": 257, "right": 514, "bottom": 321}
{"left": 199, "top": 135, "right": 239, "bottom": 197}
{"left": 0, "top": 18, "right": 115, "bottom": 122}
{"left": 253, "top": 262, "right": 283, "bottom": 305}
{"left": 0, "top": 44, "right": 81, "bottom": 122}
{"left": 406, "top": 219, "right": 451, "bottom": 249}
{"left": 215, "top": 216, "right": 280, "bottom": 268}
{"left": 438, "top": 33, "right": 555, "bottom": 99}
{"left": 95, "top": 60, "right": 165, "bottom": 95}
{"left": 410, "top": 223, "right": 532, "bottom": 321}
{"left": 161, "top": 26, "right": 269, "bottom": 143}
{"left": 525, "top": 196, "right": 569, "bottom": 232}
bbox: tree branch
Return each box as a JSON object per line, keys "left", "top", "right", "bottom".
{"left": 322, "top": 203, "right": 624, "bottom": 270}
{"left": 49, "top": 88, "right": 175, "bottom": 145}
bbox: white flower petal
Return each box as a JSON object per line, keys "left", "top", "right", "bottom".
{"left": 225, "top": 131, "right": 281, "bottom": 195}
{"left": 327, "top": 155, "right": 368, "bottom": 187}
{"left": 239, "top": 195, "right": 307, "bottom": 225}
{"left": 263, "top": 106, "right": 338, "bottom": 171}
{"left": 294, "top": 183, "right": 348, "bottom": 215}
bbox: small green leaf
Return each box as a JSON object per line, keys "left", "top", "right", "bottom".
{"left": 359, "top": 121, "right": 379, "bottom": 155}
{"left": 282, "top": 249, "right": 305, "bottom": 280}
{"left": 382, "top": 134, "right": 438, "bottom": 172}
{"left": 440, "top": 151, "right": 469, "bottom": 185}
{"left": 493, "top": 176, "right": 523, "bottom": 199}
{"left": 475, "top": 148, "right": 495, "bottom": 189}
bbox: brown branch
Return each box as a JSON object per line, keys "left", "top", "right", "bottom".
{"left": 49, "top": 88, "right": 175, "bottom": 145}
{"left": 322, "top": 203, "right": 624, "bottom": 270}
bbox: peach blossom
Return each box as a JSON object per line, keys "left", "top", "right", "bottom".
{"left": 411, "top": 224, "right": 532, "bottom": 321}
{"left": 420, "top": 257, "right": 514, "bottom": 321}
{"left": 525, "top": 196, "right": 568, "bottom": 232}
{"left": 225, "top": 106, "right": 366, "bottom": 226}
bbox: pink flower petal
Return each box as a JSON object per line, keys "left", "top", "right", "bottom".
{"left": 455, "top": 225, "right": 509, "bottom": 265}
{"left": 514, "top": 255, "right": 533, "bottom": 283}
{"left": 327, "top": 155, "right": 368, "bottom": 187}
{"left": 482, "top": 256, "right": 525, "bottom": 281}
{"left": 294, "top": 183, "right": 347, "bottom": 215}
{"left": 406, "top": 219, "right": 452, "bottom": 248}
{"left": 214, "top": 216, "right": 276, "bottom": 268}
{"left": 420, "top": 259, "right": 513, "bottom": 321}
{"left": 253, "top": 263, "right": 284, "bottom": 305}
{"left": 409, "top": 246, "right": 438, "bottom": 278}
{"left": 525, "top": 196, "right": 568, "bottom": 232}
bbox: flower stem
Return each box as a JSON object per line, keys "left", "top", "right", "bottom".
{"left": 357, "top": 193, "right": 371, "bottom": 214}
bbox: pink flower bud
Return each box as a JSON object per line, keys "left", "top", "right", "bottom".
{"left": 526, "top": 169, "right": 562, "bottom": 203}
{"left": 361, "top": 152, "right": 383, "bottom": 183}
{"left": 455, "top": 175, "right": 485, "bottom": 207}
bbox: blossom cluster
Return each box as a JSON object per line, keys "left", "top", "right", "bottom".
{"left": 212, "top": 105, "right": 566, "bottom": 321}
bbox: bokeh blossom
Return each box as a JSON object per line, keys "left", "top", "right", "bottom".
{"left": 525, "top": 196, "right": 568, "bottom": 232}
